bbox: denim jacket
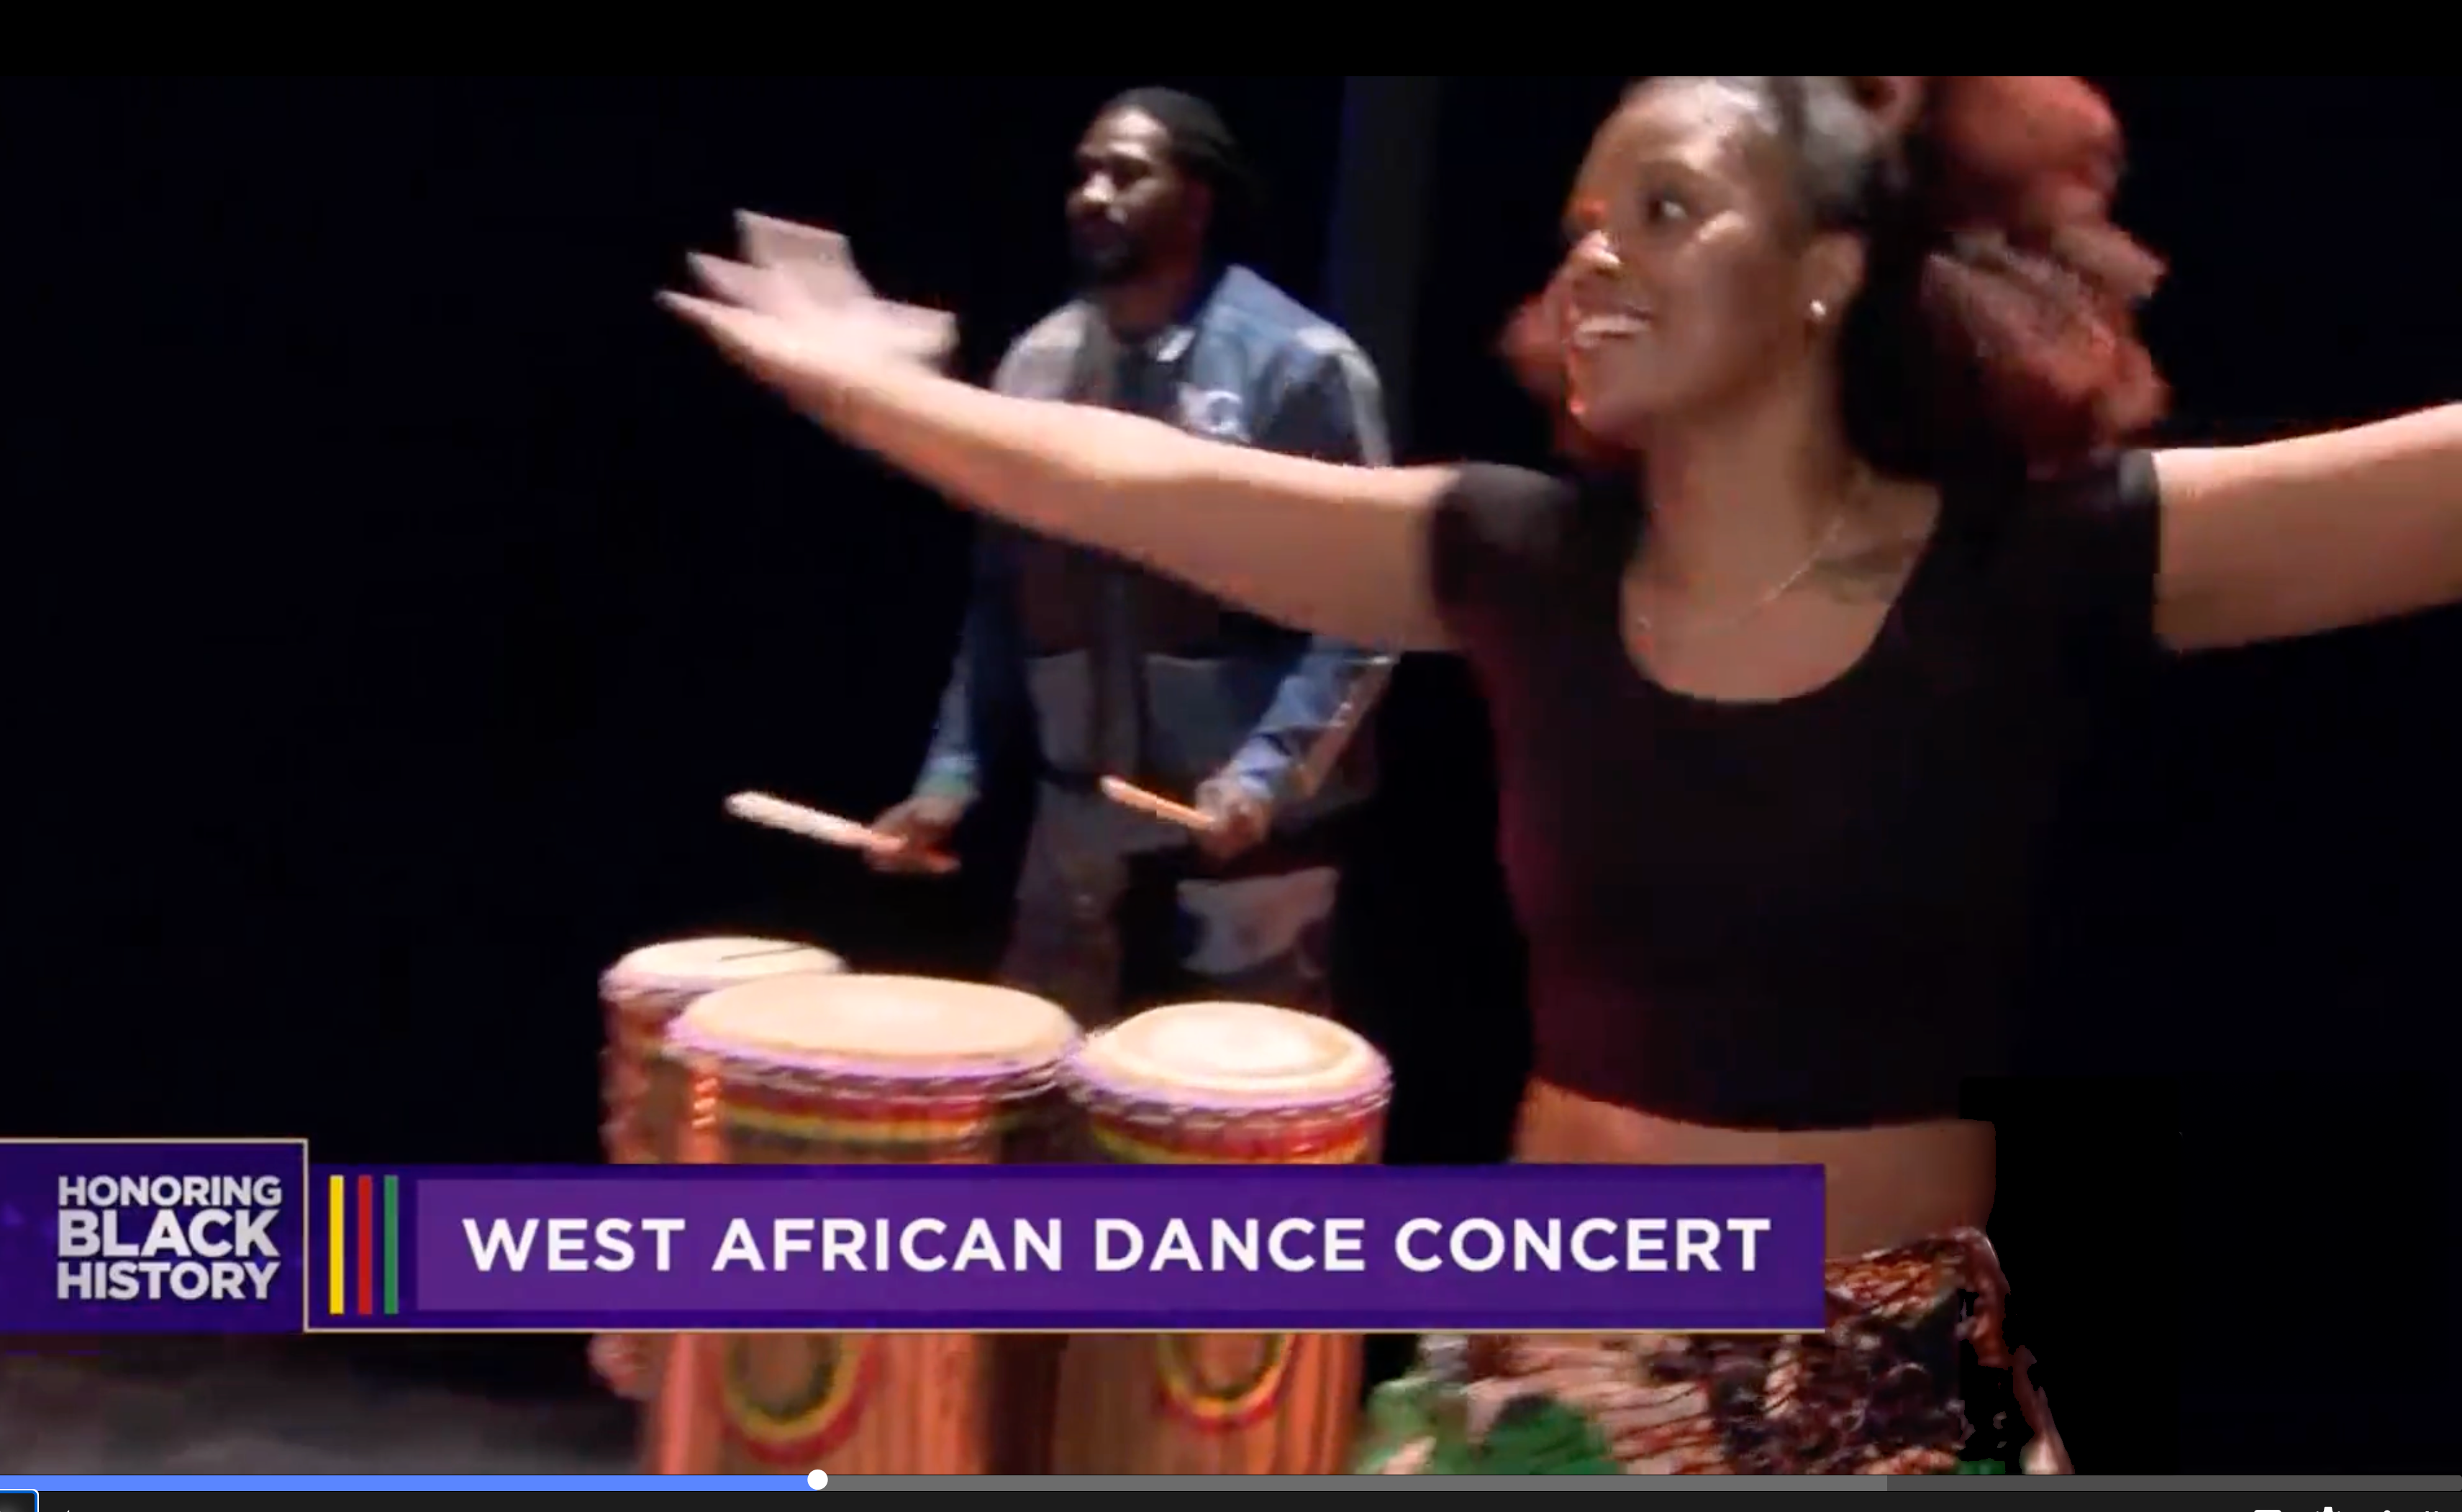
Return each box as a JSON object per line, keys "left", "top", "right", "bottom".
{"left": 912, "top": 265, "right": 1391, "bottom": 846}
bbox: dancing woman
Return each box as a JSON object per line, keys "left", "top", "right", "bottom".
{"left": 665, "top": 77, "right": 2462, "bottom": 1474}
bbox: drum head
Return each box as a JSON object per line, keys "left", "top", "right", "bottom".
{"left": 1076, "top": 1001, "right": 1387, "bottom": 1109}
{"left": 671, "top": 974, "right": 1078, "bottom": 1079}
{"left": 607, "top": 937, "right": 844, "bottom": 995}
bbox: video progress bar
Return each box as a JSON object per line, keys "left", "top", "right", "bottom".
{"left": 6, "top": 1481, "right": 2460, "bottom": 1503}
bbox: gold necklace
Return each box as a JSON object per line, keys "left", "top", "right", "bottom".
{"left": 1627, "top": 512, "right": 1848, "bottom": 644}
{"left": 1626, "top": 472, "right": 1868, "bottom": 645}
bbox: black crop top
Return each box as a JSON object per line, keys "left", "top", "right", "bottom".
{"left": 1429, "top": 454, "right": 2166, "bottom": 1130}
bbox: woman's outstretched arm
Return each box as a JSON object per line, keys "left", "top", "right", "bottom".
{"left": 2153, "top": 404, "right": 2462, "bottom": 652}
{"left": 663, "top": 287, "right": 1461, "bottom": 653}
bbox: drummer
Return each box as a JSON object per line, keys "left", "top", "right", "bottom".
{"left": 864, "top": 88, "right": 1395, "bottom": 1027}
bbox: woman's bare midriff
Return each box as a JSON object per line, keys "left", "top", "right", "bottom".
{"left": 1516, "top": 1078, "right": 1997, "bottom": 1259}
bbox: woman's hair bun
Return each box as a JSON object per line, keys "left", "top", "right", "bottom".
{"left": 1917, "top": 79, "right": 2130, "bottom": 247}
{"left": 1894, "top": 78, "right": 2168, "bottom": 471}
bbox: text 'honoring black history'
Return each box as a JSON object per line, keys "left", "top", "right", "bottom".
{"left": 55, "top": 1174, "right": 286, "bottom": 1303}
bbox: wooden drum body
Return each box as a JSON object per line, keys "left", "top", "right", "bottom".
{"left": 600, "top": 937, "right": 847, "bottom": 1168}
{"left": 594, "top": 937, "right": 844, "bottom": 1401}
{"left": 1052, "top": 1001, "right": 1392, "bottom": 1475}
{"left": 653, "top": 974, "right": 1079, "bottom": 1476}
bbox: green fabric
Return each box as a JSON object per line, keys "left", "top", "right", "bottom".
{"left": 1355, "top": 1370, "right": 2017, "bottom": 1477}
{"left": 1350, "top": 1376, "right": 1622, "bottom": 1476}
{"left": 1469, "top": 1396, "right": 1624, "bottom": 1475}
{"left": 1350, "top": 1375, "right": 1442, "bottom": 1473}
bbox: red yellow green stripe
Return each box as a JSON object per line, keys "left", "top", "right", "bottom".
{"left": 324, "top": 1172, "right": 404, "bottom": 1319}
{"left": 1155, "top": 1335, "right": 1294, "bottom": 1429}
{"left": 722, "top": 1103, "right": 1022, "bottom": 1148}
{"left": 719, "top": 1336, "right": 878, "bottom": 1465}
{"left": 1089, "top": 1121, "right": 1375, "bottom": 1166}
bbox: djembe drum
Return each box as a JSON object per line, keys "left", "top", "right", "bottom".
{"left": 1050, "top": 1000, "right": 1392, "bottom": 1475}
{"left": 651, "top": 973, "right": 1079, "bottom": 1475}
{"left": 594, "top": 936, "right": 845, "bottom": 1401}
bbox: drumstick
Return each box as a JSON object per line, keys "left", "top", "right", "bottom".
{"left": 1094, "top": 657, "right": 1398, "bottom": 833}
{"left": 723, "top": 791, "right": 956, "bottom": 874}
{"left": 1289, "top": 654, "right": 1398, "bottom": 801}
{"left": 1098, "top": 776, "right": 1219, "bottom": 834}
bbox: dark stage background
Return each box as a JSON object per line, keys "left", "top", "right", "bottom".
{"left": 7, "top": 76, "right": 2457, "bottom": 1475}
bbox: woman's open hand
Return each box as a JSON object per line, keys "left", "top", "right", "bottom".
{"left": 659, "top": 212, "right": 957, "bottom": 409}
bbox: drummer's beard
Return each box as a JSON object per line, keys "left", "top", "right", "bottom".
{"left": 1068, "top": 220, "right": 1152, "bottom": 289}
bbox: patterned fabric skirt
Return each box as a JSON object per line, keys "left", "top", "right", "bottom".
{"left": 1354, "top": 1229, "right": 2068, "bottom": 1476}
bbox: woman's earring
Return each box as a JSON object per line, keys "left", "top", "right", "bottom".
{"left": 1808, "top": 299, "right": 1830, "bottom": 324}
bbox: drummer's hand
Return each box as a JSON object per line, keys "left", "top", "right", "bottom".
{"left": 1191, "top": 777, "right": 1272, "bottom": 865}
{"left": 867, "top": 793, "right": 967, "bottom": 876}
{"left": 660, "top": 217, "right": 957, "bottom": 405}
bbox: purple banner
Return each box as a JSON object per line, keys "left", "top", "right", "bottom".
{"left": 0, "top": 1140, "right": 309, "bottom": 1334}
{"left": 373, "top": 1164, "right": 1825, "bottom": 1333}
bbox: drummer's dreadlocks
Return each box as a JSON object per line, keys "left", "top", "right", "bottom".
{"left": 1099, "top": 86, "right": 1265, "bottom": 260}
